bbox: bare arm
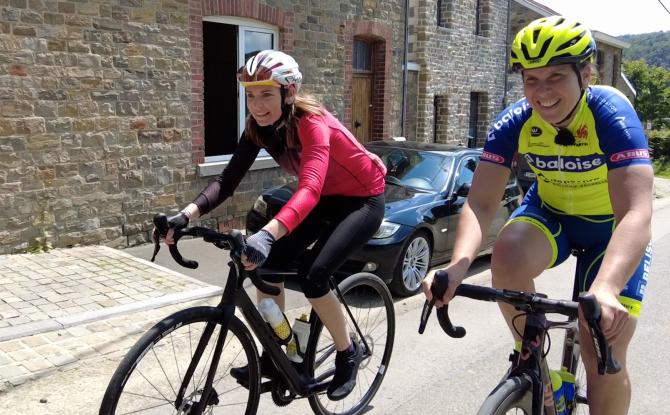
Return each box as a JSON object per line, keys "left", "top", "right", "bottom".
{"left": 589, "top": 164, "right": 653, "bottom": 340}
{"left": 422, "top": 162, "right": 512, "bottom": 305}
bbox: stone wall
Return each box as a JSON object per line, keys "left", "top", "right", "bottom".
{"left": 0, "top": 0, "right": 405, "bottom": 253}
{"left": 411, "top": 0, "right": 510, "bottom": 146}
{"left": 0, "top": 0, "right": 196, "bottom": 253}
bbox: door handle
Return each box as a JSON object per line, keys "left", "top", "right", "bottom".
{"left": 354, "top": 121, "right": 362, "bottom": 128}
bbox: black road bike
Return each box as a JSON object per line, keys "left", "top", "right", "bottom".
{"left": 419, "top": 271, "right": 620, "bottom": 415}
{"left": 99, "top": 214, "right": 395, "bottom": 415}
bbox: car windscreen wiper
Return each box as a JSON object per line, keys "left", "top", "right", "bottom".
{"left": 385, "top": 175, "right": 432, "bottom": 193}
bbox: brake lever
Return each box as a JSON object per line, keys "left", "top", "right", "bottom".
{"left": 150, "top": 214, "right": 169, "bottom": 263}
{"left": 578, "top": 293, "right": 621, "bottom": 375}
{"left": 151, "top": 213, "right": 199, "bottom": 269}
{"left": 418, "top": 271, "right": 449, "bottom": 334}
{"left": 150, "top": 228, "right": 161, "bottom": 262}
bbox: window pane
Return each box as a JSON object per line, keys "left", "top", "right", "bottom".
{"left": 456, "top": 158, "right": 478, "bottom": 189}
{"left": 468, "top": 92, "right": 479, "bottom": 140}
{"left": 242, "top": 31, "right": 274, "bottom": 127}
{"left": 244, "top": 31, "right": 273, "bottom": 62}
{"left": 353, "top": 40, "right": 372, "bottom": 71}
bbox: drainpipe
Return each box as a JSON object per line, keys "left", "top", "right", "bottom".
{"left": 502, "top": 0, "right": 512, "bottom": 110}
{"left": 401, "top": 0, "right": 410, "bottom": 137}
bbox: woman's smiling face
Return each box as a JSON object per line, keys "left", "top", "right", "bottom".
{"left": 522, "top": 64, "right": 590, "bottom": 127}
{"left": 245, "top": 85, "right": 283, "bottom": 126}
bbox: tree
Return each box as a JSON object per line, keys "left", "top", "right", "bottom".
{"left": 623, "top": 59, "right": 670, "bottom": 128}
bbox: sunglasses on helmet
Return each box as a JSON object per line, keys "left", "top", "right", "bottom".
{"left": 237, "top": 65, "right": 280, "bottom": 87}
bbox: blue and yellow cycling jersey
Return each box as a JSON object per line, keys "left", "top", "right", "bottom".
{"left": 482, "top": 86, "right": 651, "bottom": 215}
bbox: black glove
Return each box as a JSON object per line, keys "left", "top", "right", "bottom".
{"left": 243, "top": 229, "right": 275, "bottom": 266}
{"left": 167, "top": 212, "right": 189, "bottom": 230}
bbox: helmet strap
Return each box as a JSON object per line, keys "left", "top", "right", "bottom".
{"left": 273, "top": 86, "right": 293, "bottom": 130}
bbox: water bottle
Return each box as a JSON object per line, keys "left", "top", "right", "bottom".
{"left": 558, "top": 368, "right": 576, "bottom": 408}
{"left": 285, "top": 336, "right": 302, "bottom": 363}
{"left": 292, "top": 314, "right": 311, "bottom": 356}
{"left": 549, "top": 369, "right": 567, "bottom": 415}
{"left": 258, "top": 298, "right": 292, "bottom": 344}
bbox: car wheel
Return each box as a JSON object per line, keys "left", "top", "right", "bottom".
{"left": 390, "top": 231, "right": 432, "bottom": 297}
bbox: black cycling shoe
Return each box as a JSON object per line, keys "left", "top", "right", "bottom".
{"left": 326, "top": 341, "right": 364, "bottom": 401}
{"left": 230, "top": 352, "right": 277, "bottom": 387}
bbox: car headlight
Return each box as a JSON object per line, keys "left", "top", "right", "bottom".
{"left": 252, "top": 197, "right": 268, "bottom": 217}
{"left": 372, "top": 221, "right": 401, "bottom": 239}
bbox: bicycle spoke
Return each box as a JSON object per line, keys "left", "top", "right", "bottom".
{"left": 169, "top": 331, "right": 183, "bottom": 389}
{"left": 133, "top": 366, "right": 175, "bottom": 404}
{"left": 105, "top": 312, "right": 259, "bottom": 415}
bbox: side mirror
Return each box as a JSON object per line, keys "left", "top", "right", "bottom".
{"left": 455, "top": 182, "right": 471, "bottom": 197}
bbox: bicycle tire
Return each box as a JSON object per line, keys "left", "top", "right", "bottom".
{"left": 305, "top": 272, "right": 395, "bottom": 415}
{"left": 569, "top": 354, "right": 589, "bottom": 415}
{"left": 563, "top": 329, "right": 588, "bottom": 415}
{"left": 99, "top": 306, "right": 261, "bottom": 415}
{"left": 477, "top": 376, "right": 533, "bottom": 415}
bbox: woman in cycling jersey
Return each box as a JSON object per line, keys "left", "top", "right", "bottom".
{"left": 422, "top": 16, "right": 652, "bottom": 415}
{"left": 163, "top": 50, "right": 386, "bottom": 401}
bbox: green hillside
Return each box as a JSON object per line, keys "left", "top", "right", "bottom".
{"left": 619, "top": 31, "right": 670, "bottom": 69}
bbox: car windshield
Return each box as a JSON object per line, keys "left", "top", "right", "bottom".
{"left": 368, "top": 146, "right": 453, "bottom": 192}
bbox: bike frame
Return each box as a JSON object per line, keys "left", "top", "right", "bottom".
{"left": 173, "top": 251, "right": 371, "bottom": 413}
{"left": 509, "top": 312, "right": 564, "bottom": 415}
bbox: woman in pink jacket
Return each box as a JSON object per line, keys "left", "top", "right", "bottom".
{"left": 165, "top": 50, "right": 386, "bottom": 400}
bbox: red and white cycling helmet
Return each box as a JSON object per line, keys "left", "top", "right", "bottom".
{"left": 237, "top": 50, "right": 302, "bottom": 91}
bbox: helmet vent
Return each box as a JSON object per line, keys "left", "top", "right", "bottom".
{"left": 556, "top": 32, "right": 584, "bottom": 51}
{"left": 532, "top": 28, "right": 540, "bottom": 44}
{"left": 535, "top": 36, "right": 552, "bottom": 59}
{"left": 553, "top": 17, "right": 565, "bottom": 26}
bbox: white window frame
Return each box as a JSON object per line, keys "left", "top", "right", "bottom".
{"left": 199, "top": 16, "right": 279, "bottom": 176}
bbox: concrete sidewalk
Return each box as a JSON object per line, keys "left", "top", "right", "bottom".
{"left": 1, "top": 176, "right": 669, "bottom": 394}
{"left": 0, "top": 246, "right": 222, "bottom": 390}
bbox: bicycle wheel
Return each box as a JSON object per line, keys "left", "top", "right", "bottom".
{"left": 305, "top": 272, "right": 395, "bottom": 415}
{"left": 477, "top": 376, "right": 533, "bottom": 415}
{"left": 562, "top": 330, "right": 588, "bottom": 415}
{"left": 569, "top": 354, "right": 589, "bottom": 415}
{"left": 100, "top": 307, "right": 261, "bottom": 415}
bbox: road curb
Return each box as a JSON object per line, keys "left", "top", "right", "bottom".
{"left": 0, "top": 285, "right": 223, "bottom": 343}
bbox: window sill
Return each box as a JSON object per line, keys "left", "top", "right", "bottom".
{"left": 197, "top": 156, "right": 279, "bottom": 178}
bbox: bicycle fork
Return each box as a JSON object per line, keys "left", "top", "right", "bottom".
{"left": 175, "top": 307, "right": 236, "bottom": 414}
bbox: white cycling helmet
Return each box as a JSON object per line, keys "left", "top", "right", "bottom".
{"left": 237, "top": 50, "right": 302, "bottom": 91}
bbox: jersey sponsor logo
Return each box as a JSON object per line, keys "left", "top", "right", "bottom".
{"left": 492, "top": 101, "right": 531, "bottom": 130}
{"left": 530, "top": 126, "right": 542, "bottom": 137}
{"left": 487, "top": 129, "right": 496, "bottom": 142}
{"left": 524, "top": 153, "right": 604, "bottom": 172}
{"left": 575, "top": 125, "right": 588, "bottom": 140}
{"left": 610, "top": 149, "right": 649, "bottom": 163}
{"left": 481, "top": 151, "right": 505, "bottom": 164}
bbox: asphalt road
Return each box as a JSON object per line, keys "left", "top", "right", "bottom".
{"left": 3, "top": 198, "right": 668, "bottom": 414}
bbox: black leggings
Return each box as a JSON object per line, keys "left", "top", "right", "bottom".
{"left": 260, "top": 193, "right": 384, "bottom": 298}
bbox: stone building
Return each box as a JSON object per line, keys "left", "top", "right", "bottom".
{"left": 0, "top": 0, "right": 634, "bottom": 253}
{"left": 405, "top": 0, "right": 509, "bottom": 147}
{"left": 0, "top": 0, "right": 406, "bottom": 254}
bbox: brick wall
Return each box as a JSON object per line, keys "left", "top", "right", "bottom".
{"left": 0, "top": 0, "right": 405, "bottom": 253}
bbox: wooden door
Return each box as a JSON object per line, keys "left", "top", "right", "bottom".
{"left": 352, "top": 74, "right": 372, "bottom": 143}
